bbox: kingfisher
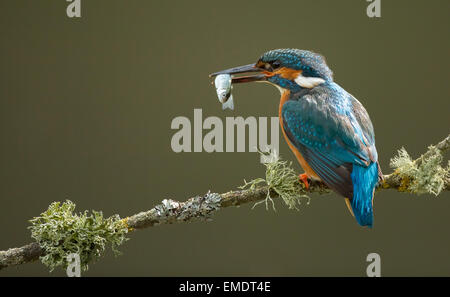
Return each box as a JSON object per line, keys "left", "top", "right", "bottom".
{"left": 210, "top": 49, "right": 383, "bottom": 227}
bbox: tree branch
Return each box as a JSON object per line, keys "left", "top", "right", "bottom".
{"left": 1, "top": 134, "right": 449, "bottom": 271}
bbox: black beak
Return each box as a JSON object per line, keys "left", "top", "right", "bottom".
{"left": 209, "top": 63, "right": 266, "bottom": 84}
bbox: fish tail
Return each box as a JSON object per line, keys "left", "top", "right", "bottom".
{"left": 222, "top": 95, "right": 234, "bottom": 110}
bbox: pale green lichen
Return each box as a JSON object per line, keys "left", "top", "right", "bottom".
{"left": 28, "top": 200, "right": 129, "bottom": 272}
{"left": 390, "top": 146, "right": 449, "bottom": 195}
{"left": 241, "top": 151, "right": 310, "bottom": 211}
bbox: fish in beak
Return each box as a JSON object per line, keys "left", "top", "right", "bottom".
{"left": 209, "top": 63, "right": 266, "bottom": 84}
{"left": 214, "top": 74, "right": 234, "bottom": 110}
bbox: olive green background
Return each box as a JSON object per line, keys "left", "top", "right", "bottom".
{"left": 1, "top": 0, "right": 449, "bottom": 276}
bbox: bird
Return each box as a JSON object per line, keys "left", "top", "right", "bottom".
{"left": 210, "top": 48, "right": 383, "bottom": 227}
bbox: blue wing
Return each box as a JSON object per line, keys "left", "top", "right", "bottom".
{"left": 282, "top": 84, "right": 379, "bottom": 199}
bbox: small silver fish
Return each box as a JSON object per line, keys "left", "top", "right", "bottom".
{"left": 214, "top": 74, "right": 234, "bottom": 110}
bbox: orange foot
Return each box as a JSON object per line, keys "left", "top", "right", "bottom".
{"left": 298, "top": 173, "right": 310, "bottom": 190}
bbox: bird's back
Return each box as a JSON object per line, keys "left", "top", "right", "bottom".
{"left": 282, "top": 81, "right": 382, "bottom": 226}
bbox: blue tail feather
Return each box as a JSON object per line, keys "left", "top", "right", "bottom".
{"left": 350, "top": 163, "right": 379, "bottom": 227}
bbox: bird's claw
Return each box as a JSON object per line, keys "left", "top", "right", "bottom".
{"left": 298, "top": 173, "right": 310, "bottom": 190}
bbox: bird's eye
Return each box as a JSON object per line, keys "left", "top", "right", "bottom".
{"left": 272, "top": 61, "right": 281, "bottom": 69}
{"left": 264, "top": 63, "right": 273, "bottom": 71}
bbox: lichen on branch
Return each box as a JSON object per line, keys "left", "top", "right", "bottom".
{"left": 0, "top": 134, "right": 449, "bottom": 273}
{"left": 28, "top": 201, "right": 129, "bottom": 272}
{"left": 389, "top": 145, "right": 450, "bottom": 195}
{"left": 240, "top": 151, "right": 313, "bottom": 211}
{"left": 127, "top": 191, "right": 222, "bottom": 229}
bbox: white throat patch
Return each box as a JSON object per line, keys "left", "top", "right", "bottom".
{"left": 294, "top": 74, "right": 325, "bottom": 88}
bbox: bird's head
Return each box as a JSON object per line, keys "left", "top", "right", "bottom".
{"left": 210, "top": 48, "right": 333, "bottom": 93}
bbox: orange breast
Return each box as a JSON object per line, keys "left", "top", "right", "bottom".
{"left": 279, "top": 90, "right": 320, "bottom": 180}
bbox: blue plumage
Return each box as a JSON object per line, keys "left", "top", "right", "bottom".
{"left": 261, "top": 49, "right": 333, "bottom": 80}
{"left": 210, "top": 48, "right": 382, "bottom": 227}
{"left": 351, "top": 163, "right": 379, "bottom": 227}
{"left": 262, "top": 49, "right": 382, "bottom": 227}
